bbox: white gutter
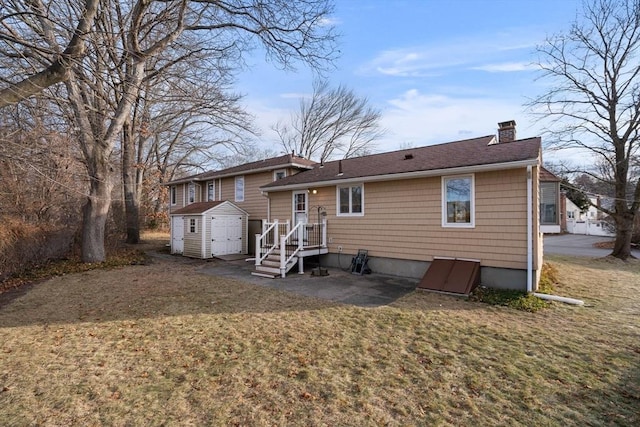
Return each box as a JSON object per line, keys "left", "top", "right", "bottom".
{"left": 262, "top": 158, "right": 539, "bottom": 192}
{"left": 527, "top": 165, "right": 533, "bottom": 293}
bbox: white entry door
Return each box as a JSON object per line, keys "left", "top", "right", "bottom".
{"left": 171, "top": 216, "right": 184, "bottom": 254}
{"left": 211, "top": 215, "right": 243, "bottom": 256}
{"left": 292, "top": 191, "right": 308, "bottom": 242}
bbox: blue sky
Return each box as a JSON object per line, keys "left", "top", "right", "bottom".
{"left": 237, "top": 0, "right": 583, "bottom": 160}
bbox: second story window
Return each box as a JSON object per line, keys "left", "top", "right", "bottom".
{"left": 235, "top": 176, "right": 244, "bottom": 202}
{"left": 170, "top": 186, "right": 177, "bottom": 205}
{"left": 207, "top": 182, "right": 215, "bottom": 201}
{"left": 188, "top": 182, "right": 195, "bottom": 204}
{"left": 274, "top": 169, "right": 286, "bottom": 180}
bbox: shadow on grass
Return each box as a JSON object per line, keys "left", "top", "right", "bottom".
{"left": 560, "top": 351, "right": 640, "bottom": 425}
{"left": 0, "top": 251, "right": 483, "bottom": 328}
{"left": 545, "top": 253, "right": 640, "bottom": 273}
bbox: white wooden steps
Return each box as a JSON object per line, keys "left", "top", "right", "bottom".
{"left": 251, "top": 252, "right": 298, "bottom": 279}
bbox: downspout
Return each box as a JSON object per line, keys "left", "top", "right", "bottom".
{"left": 529, "top": 166, "right": 585, "bottom": 306}
{"left": 527, "top": 165, "right": 533, "bottom": 293}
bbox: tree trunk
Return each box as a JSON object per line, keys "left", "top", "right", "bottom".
{"left": 611, "top": 214, "right": 634, "bottom": 260}
{"left": 81, "top": 163, "right": 113, "bottom": 263}
{"left": 122, "top": 122, "right": 140, "bottom": 244}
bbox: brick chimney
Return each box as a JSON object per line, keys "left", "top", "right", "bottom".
{"left": 498, "top": 120, "right": 516, "bottom": 143}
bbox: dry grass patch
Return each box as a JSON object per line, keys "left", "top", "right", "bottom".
{"left": 0, "top": 251, "right": 638, "bottom": 426}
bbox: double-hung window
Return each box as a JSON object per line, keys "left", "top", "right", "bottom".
{"left": 540, "top": 182, "right": 558, "bottom": 224}
{"left": 207, "top": 182, "right": 215, "bottom": 201}
{"left": 235, "top": 176, "right": 245, "bottom": 202}
{"left": 170, "top": 186, "right": 177, "bottom": 205}
{"left": 188, "top": 183, "right": 195, "bottom": 204}
{"left": 337, "top": 184, "right": 363, "bottom": 216}
{"left": 442, "top": 175, "right": 474, "bottom": 228}
{"left": 189, "top": 218, "right": 197, "bottom": 233}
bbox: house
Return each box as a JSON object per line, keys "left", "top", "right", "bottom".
{"left": 563, "top": 195, "right": 614, "bottom": 236}
{"left": 257, "top": 121, "right": 544, "bottom": 292}
{"left": 539, "top": 167, "right": 562, "bottom": 234}
{"left": 167, "top": 153, "right": 316, "bottom": 257}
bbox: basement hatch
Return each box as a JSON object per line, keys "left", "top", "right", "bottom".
{"left": 417, "top": 258, "right": 480, "bottom": 295}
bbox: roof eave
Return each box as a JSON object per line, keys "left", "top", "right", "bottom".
{"left": 165, "top": 162, "right": 315, "bottom": 186}
{"left": 261, "top": 158, "right": 541, "bottom": 192}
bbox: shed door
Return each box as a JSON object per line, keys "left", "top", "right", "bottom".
{"left": 212, "top": 215, "right": 243, "bottom": 256}
{"left": 171, "top": 216, "right": 184, "bottom": 254}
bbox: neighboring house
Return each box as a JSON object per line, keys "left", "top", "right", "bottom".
{"left": 258, "top": 121, "right": 544, "bottom": 292}
{"left": 563, "top": 195, "right": 614, "bottom": 237}
{"left": 539, "top": 167, "right": 562, "bottom": 234}
{"left": 167, "top": 153, "right": 316, "bottom": 257}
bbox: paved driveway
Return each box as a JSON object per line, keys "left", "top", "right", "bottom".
{"left": 543, "top": 234, "right": 633, "bottom": 257}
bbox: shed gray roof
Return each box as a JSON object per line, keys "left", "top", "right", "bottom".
{"left": 262, "top": 135, "right": 541, "bottom": 190}
{"left": 170, "top": 201, "right": 236, "bottom": 215}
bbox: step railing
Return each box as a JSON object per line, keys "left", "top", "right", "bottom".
{"left": 255, "top": 218, "right": 327, "bottom": 277}
{"left": 280, "top": 221, "right": 305, "bottom": 277}
{"left": 256, "top": 220, "right": 290, "bottom": 266}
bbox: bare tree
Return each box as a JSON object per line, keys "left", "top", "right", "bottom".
{"left": 123, "top": 55, "right": 256, "bottom": 240}
{"left": 0, "top": 0, "right": 99, "bottom": 107}
{"left": 530, "top": 0, "right": 640, "bottom": 260}
{"left": 274, "top": 80, "right": 384, "bottom": 163}
{"left": 1, "top": 0, "right": 337, "bottom": 262}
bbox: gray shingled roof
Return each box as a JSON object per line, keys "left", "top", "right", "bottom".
{"left": 170, "top": 201, "right": 226, "bottom": 215}
{"left": 262, "top": 135, "right": 541, "bottom": 190}
{"left": 540, "top": 166, "right": 561, "bottom": 182}
{"left": 167, "top": 153, "right": 316, "bottom": 185}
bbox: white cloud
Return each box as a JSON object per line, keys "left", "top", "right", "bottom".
{"left": 358, "top": 31, "right": 540, "bottom": 78}
{"left": 279, "top": 92, "right": 309, "bottom": 99}
{"left": 376, "top": 89, "right": 542, "bottom": 151}
{"left": 318, "top": 16, "right": 342, "bottom": 27}
{"left": 471, "top": 62, "right": 534, "bottom": 72}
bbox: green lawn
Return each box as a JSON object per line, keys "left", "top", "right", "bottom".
{"left": 0, "top": 246, "right": 638, "bottom": 426}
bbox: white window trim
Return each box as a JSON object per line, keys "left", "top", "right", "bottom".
{"left": 274, "top": 169, "right": 287, "bottom": 181}
{"left": 188, "top": 218, "right": 198, "bottom": 234}
{"left": 336, "top": 183, "right": 364, "bottom": 217}
{"left": 441, "top": 174, "right": 475, "bottom": 228}
{"left": 170, "top": 186, "right": 177, "bottom": 206}
{"left": 235, "top": 176, "right": 245, "bottom": 202}
{"left": 188, "top": 182, "right": 196, "bottom": 204}
{"left": 207, "top": 181, "right": 215, "bottom": 201}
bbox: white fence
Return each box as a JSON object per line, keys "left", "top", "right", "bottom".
{"left": 566, "top": 219, "right": 615, "bottom": 237}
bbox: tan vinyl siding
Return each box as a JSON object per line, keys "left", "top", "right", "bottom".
{"left": 169, "top": 184, "right": 186, "bottom": 213}
{"left": 183, "top": 215, "right": 203, "bottom": 258}
{"left": 270, "top": 168, "right": 531, "bottom": 270}
{"left": 269, "top": 190, "right": 295, "bottom": 221}
{"left": 170, "top": 166, "right": 307, "bottom": 217}
{"left": 218, "top": 171, "right": 272, "bottom": 218}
